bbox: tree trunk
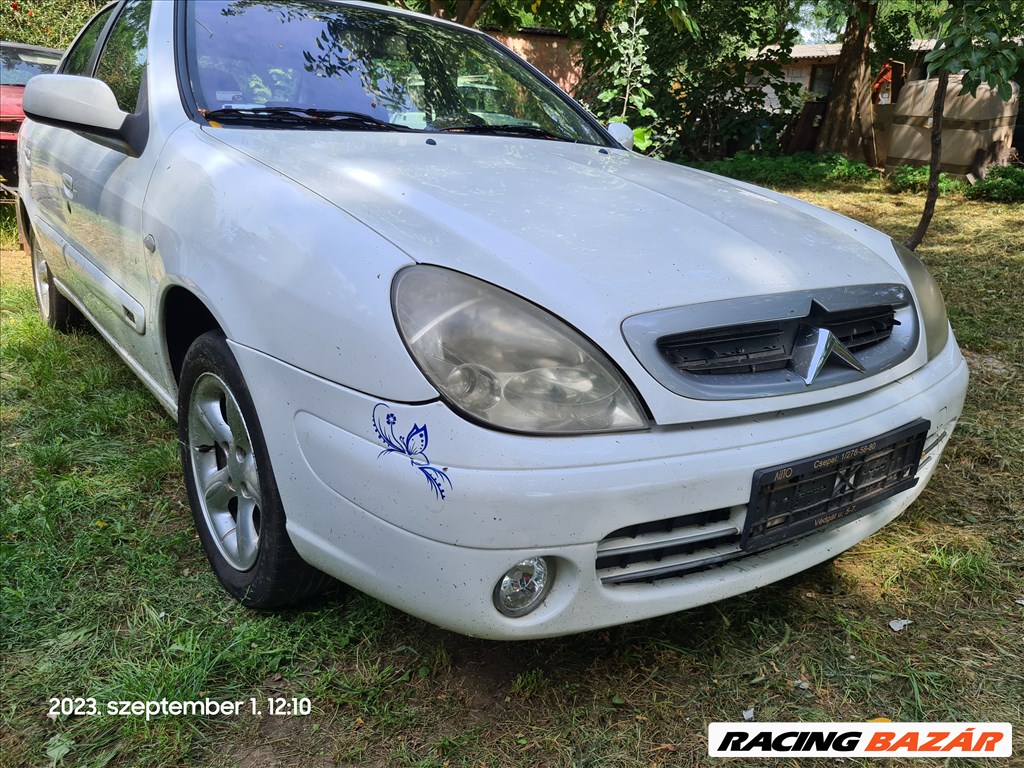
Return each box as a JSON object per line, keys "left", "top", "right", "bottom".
{"left": 904, "top": 69, "right": 950, "bottom": 251}
{"left": 816, "top": 0, "right": 877, "bottom": 159}
{"left": 454, "top": 1, "right": 491, "bottom": 27}
{"left": 426, "top": 1, "right": 490, "bottom": 26}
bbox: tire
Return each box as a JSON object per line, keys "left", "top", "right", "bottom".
{"left": 30, "top": 237, "right": 81, "bottom": 333}
{"left": 178, "top": 331, "right": 333, "bottom": 607}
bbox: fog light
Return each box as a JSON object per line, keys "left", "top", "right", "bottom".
{"left": 493, "top": 557, "right": 554, "bottom": 617}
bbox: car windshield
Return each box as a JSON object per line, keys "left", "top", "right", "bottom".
{"left": 0, "top": 45, "right": 61, "bottom": 86}
{"left": 185, "top": 0, "right": 606, "bottom": 143}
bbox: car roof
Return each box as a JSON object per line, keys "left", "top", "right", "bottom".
{"left": 0, "top": 41, "right": 63, "bottom": 57}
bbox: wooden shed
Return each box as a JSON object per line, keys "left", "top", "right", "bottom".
{"left": 879, "top": 74, "right": 1020, "bottom": 175}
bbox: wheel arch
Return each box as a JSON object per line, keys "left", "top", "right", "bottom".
{"left": 162, "top": 285, "right": 223, "bottom": 384}
{"left": 16, "top": 195, "right": 32, "bottom": 253}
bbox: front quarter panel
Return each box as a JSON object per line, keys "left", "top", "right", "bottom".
{"left": 144, "top": 124, "right": 435, "bottom": 402}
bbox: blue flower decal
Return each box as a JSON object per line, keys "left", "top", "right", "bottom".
{"left": 373, "top": 404, "right": 452, "bottom": 500}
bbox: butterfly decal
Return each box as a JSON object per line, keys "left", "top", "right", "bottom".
{"left": 373, "top": 404, "right": 452, "bottom": 500}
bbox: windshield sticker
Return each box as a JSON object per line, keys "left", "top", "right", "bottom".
{"left": 373, "top": 404, "right": 452, "bottom": 500}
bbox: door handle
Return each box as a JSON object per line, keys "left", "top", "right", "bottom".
{"left": 61, "top": 173, "right": 75, "bottom": 200}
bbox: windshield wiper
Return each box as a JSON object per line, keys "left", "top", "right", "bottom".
{"left": 200, "top": 106, "right": 418, "bottom": 132}
{"left": 439, "top": 123, "right": 575, "bottom": 142}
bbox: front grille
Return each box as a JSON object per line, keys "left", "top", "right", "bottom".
{"left": 658, "top": 322, "right": 790, "bottom": 375}
{"left": 621, "top": 285, "right": 917, "bottom": 400}
{"left": 821, "top": 306, "right": 900, "bottom": 351}
{"left": 596, "top": 506, "right": 745, "bottom": 585}
{"left": 657, "top": 304, "right": 897, "bottom": 377}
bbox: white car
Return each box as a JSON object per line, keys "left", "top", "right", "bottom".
{"left": 18, "top": 0, "right": 967, "bottom": 639}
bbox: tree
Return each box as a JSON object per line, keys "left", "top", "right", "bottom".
{"left": 642, "top": 0, "right": 802, "bottom": 160}
{"left": 510, "top": 1, "right": 701, "bottom": 150}
{"left": 808, "top": 0, "right": 946, "bottom": 161}
{"left": 814, "top": 0, "right": 877, "bottom": 159}
{"left": 528, "top": 0, "right": 799, "bottom": 158}
{"left": 904, "top": 0, "right": 1024, "bottom": 249}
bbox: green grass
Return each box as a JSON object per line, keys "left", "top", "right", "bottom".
{"left": 2, "top": 187, "right": 1022, "bottom": 767}
{"left": 1, "top": 204, "right": 18, "bottom": 250}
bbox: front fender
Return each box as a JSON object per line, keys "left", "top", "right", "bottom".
{"left": 144, "top": 124, "right": 436, "bottom": 402}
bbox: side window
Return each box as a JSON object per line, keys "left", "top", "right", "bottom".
{"left": 94, "top": 0, "right": 151, "bottom": 114}
{"left": 61, "top": 5, "right": 115, "bottom": 76}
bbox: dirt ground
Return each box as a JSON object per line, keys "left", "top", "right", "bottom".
{"left": 1, "top": 247, "right": 31, "bottom": 284}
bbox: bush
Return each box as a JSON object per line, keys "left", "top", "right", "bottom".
{"left": 4, "top": 0, "right": 107, "bottom": 50}
{"left": 886, "top": 165, "right": 968, "bottom": 195}
{"left": 966, "top": 165, "right": 1024, "bottom": 203}
{"left": 825, "top": 154, "right": 879, "bottom": 183}
{"left": 691, "top": 152, "right": 877, "bottom": 188}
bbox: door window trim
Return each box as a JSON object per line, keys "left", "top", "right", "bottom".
{"left": 59, "top": 1, "right": 121, "bottom": 77}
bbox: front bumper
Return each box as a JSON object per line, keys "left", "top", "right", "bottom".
{"left": 232, "top": 335, "right": 968, "bottom": 639}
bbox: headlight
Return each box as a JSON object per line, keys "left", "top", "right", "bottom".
{"left": 392, "top": 266, "right": 649, "bottom": 434}
{"left": 892, "top": 239, "right": 950, "bottom": 361}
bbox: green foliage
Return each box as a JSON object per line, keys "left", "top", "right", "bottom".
{"left": 568, "top": 0, "right": 803, "bottom": 161}
{"left": 693, "top": 152, "right": 876, "bottom": 187}
{"left": 924, "top": 0, "right": 1024, "bottom": 101}
{"left": 654, "top": 26, "right": 803, "bottom": 161}
{"left": 872, "top": 6, "right": 913, "bottom": 68}
{"left": 966, "top": 165, "right": 1024, "bottom": 202}
{"left": 827, "top": 153, "right": 879, "bottom": 181}
{"left": 596, "top": 2, "right": 657, "bottom": 124}
{"left": 886, "top": 164, "right": 968, "bottom": 194}
{"left": 525, "top": 0, "right": 701, "bottom": 153}
{"left": 1, "top": 0, "right": 107, "bottom": 49}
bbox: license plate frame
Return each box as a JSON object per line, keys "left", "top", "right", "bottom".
{"left": 743, "top": 419, "right": 930, "bottom": 551}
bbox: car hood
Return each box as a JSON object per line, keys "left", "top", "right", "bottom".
{"left": 207, "top": 129, "right": 912, "bottom": 417}
{"left": 209, "top": 131, "right": 903, "bottom": 312}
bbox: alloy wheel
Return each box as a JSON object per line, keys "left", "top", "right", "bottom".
{"left": 187, "top": 372, "right": 263, "bottom": 571}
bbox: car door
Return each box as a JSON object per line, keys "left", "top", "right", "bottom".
{"left": 20, "top": 4, "right": 116, "bottom": 275}
{"left": 42, "top": 0, "right": 158, "bottom": 363}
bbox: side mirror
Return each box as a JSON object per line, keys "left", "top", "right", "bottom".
{"left": 23, "top": 75, "right": 132, "bottom": 150}
{"left": 606, "top": 122, "right": 634, "bottom": 151}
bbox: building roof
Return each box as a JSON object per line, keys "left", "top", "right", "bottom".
{"left": 788, "top": 43, "right": 844, "bottom": 60}
{"left": 785, "top": 39, "right": 938, "bottom": 61}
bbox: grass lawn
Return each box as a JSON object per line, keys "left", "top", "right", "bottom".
{"left": 1, "top": 187, "right": 1022, "bottom": 768}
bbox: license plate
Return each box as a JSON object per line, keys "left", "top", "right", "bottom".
{"left": 743, "top": 419, "right": 930, "bottom": 551}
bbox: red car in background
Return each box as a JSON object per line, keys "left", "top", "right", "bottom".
{"left": 1, "top": 41, "right": 62, "bottom": 190}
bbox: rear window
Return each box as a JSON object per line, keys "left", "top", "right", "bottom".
{"left": 0, "top": 45, "right": 62, "bottom": 86}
